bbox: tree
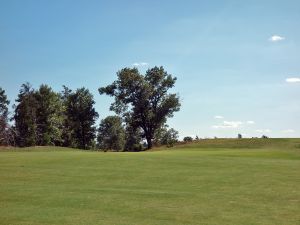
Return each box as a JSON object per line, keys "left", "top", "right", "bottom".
{"left": 13, "top": 83, "right": 38, "bottom": 147}
{"left": 35, "top": 84, "right": 63, "bottom": 146}
{"left": 60, "top": 85, "right": 74, "bottom": 147}
{"left": 99, "top": 66, "right": 181, "bottom": 149}
{"left": 124, "top": 124, "right": 143, "bottom": 152}
{"left": 160, "top": 128, "right": 179, "bottom": 147}
{"left": 97, "top": 116, "right": 125, "bottom": 151}
{"left": 66, "top": 87, "right": 99, "bottom": 149}
{"left": 0, "top": 87, "right": 10, "bottom": 145}
{"left": 183, "top": 136, "right": 193, "bottom": 142}
{"left": 153, "top": 125, "right": 178, "bottom": 147}
{"left": 238, "top": 133, "right": 242, "bottom": 139}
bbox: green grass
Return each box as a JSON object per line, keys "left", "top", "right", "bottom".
{"left": 0, "top": 139, "right": 300, "bottom": 225}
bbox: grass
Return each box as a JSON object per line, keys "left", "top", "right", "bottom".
{"left": 0, "top": 139, "right": 299, "bottom": 225}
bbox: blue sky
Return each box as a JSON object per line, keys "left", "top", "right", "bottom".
{"left": 1, "top": 0, "right": 300, "bottom": 138}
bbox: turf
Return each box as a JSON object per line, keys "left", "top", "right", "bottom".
{"left": 0, "top": 139, "right": 299, "bottom": 225}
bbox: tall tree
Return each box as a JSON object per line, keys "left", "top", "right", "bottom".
{"left": 13, "top": 83, "right": 37, "bottom": 147}
{"left": 97, "top": 116, "right": 125, "bottom": 151}
{"left": 0, "top": 87, "right": 10, "bottom": 145}
{"left": 60, "top": 85, "right": 74, "bottom": 147}
{"left": 35, "top": 84, "right": 63, "bottom": 146}
{"left": 66, "top": 88, "right": 99, "bottom": 149}
{"left": 99, "top": 66, "right": 181, "bottom": 149}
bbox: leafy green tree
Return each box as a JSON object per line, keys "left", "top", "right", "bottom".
{"left": 153, "top": 125, "right": 178, "bottom": 147}
{"left": 35, "top": 84, "right": 63, "bottom": 146}
{"left": 66, "top": 87, "right": 98, "bottom": 149}
{"left": 161, "top": 128, "right": 179, "bottom": 147}
{"left": 124, "top": 124, "right": 143, "bottom": 152}
{"left": 153, "top": 124, "right": 168, "bottom": 146}
{"left": 0, "top": 87, "right": 10, "bottom": 145}
{"left": 60, "top": 85, "right": 74, "bottom": 147}
{"left": 99, "top": 66, "right": 181, "bottom": 149}
{"left": 13, "top": 83, "right": 38, "bottom": 147}
{"left": 97, "top": 116, "right": 125, "bottom": 151}
{"left": 183, "top": 136, "right": 193, "bottom": 142}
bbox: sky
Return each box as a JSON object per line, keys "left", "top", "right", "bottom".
{"left": 1, "top": 0, "right": 300, "bottom": 139}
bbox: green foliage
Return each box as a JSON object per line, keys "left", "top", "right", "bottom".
{"left": 65, "top": 87, "right": 99, "bottom": 149}
{"left": 13, "top": 83, "right": 38, "bottom": 147}
{"left": 12, "top": 84, "right": 98, "bottom": 149}
{"left": 161, "top": 128, "right": 179, "bottom": 147}
{"left": 124, "top": 124, "right": 143, "bottom": 152}
{"left": 60, "top": 85, "right": 74, "bottom": 147}
{"left": 99, "top": 66, "right": 181, "bottom": 149}
{"left": 183, "top": 136, "right": 193, "bottom": 142}
{"left": 154, "top": 125, "right": 179, "bottom": 147}
{"left": 35, "top": 84, "right": 64, "bottom": 146}
{"left": 97, "top": 116, "right": 125, "bottom": 151}
{"left": 0, "top": 87, "right": 10, "bottom": 145}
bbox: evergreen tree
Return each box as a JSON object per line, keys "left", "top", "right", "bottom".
{"left": 66, "top": 88, "right": 98, "bottom": 149}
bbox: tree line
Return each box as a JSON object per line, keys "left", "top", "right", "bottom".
{"left": 0, "top": 66, "right": 181, "bottom": 151}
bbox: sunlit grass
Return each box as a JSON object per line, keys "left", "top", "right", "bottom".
{"left": 0, "top": 139, "right": 299, "bottom": 225}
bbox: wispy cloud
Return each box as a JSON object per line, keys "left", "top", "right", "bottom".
{"left": 212, "top": 121, "right": 243, "bottom": 129}
{"left": 132, "top": 62, "right": 149, "bottom": 67}
{"left": 214, "top": 115, "right": 224, "bottom": 119}
{"left": 282, "top": 129, "right": 295, "bottom": 133}
{"left": 286, "top": 77, "right": 300, "bottom": 83}
{"left": 212, "top": 120, "right": 255, "bottom": 129}
{"left": 256, "top": 129, "right": 271, "bottom": 133}
{"left": 269, "top": 35, "right": 285, "bottom": 42}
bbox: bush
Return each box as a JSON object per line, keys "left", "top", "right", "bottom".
{"left": 183, "top": 136, "right": 193, "bottom": 142}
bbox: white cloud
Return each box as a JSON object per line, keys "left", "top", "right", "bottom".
{"left": 286, "top": 77, "right": 300, "bottom": 83}
{"left": 212, "top": 121, "right": 243, "bottom": 129}
{"left": 256, "top": 129, "right": 271, "bottom": 133}
{"left": 282, "top": 129, "right": 295, "bottom": 133}
{"left": 132, "top": 62, "right": 149, "bottom": 67}
{"left": 214, "top": 115, "right": 224, "bottom": 119}
{"left": 269, "top": 35, "right": 285, "bottom": 42}
{"left": 212, "top": 119, "right": 256, "bottom": 129}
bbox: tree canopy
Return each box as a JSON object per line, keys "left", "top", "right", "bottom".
{"left": 99, "top": 66, "right": 181, "bottom": 149}
{"left": 97, "top": 116, "right": 125, "bottom": 151}
{"left": 65, "top": 87, "right": 99, "bottom": 149}
{"left": 0, "top": 87, "right": 10, "bottom": 145}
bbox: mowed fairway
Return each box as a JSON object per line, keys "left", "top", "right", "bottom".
{"left": 0, "top": 139, "right": 300, "bottom": 225}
